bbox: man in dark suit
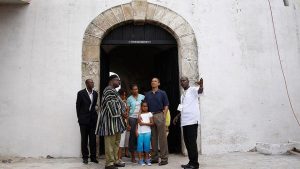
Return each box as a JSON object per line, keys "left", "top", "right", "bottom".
{"left": 76, "top": 79, "right": 99, "bottom": 164}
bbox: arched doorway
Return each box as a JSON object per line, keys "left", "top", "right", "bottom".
{"left": 99, "top": 22, "right": 181, "bottom": 154}
{"left": 82, "top": 0, "right": 200, "bottom": 155}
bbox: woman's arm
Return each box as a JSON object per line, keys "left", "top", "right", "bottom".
{"left": 135, "top": 123, "right": 139, "bottom": 137}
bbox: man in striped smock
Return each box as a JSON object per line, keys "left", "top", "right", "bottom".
{"left": 96, "top": 75, "right": 128, "bottom": 169}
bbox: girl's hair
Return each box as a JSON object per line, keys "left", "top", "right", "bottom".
{"left": 129, "top": 83, "right": 138, "bottom": 90}
{"left": 141, "top": 99, "right": 147, "bottom": 106}
{"left": 118, "top": 88, "right": 126, "bottom": 96}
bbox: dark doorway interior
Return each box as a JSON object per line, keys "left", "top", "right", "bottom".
{"left": 99, "top": 23, "right": 181, "bottom": 154}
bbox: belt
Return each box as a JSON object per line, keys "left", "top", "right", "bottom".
{"left": 152, "top": 111, "right": 162, "bottom": 114}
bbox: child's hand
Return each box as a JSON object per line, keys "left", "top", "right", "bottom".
{"left": 138, "top": 116, "right": 142, "bottom": 123}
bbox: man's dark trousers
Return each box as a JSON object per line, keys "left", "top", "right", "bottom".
{"left": 80, "top": 123, "right": 96, "bottom": 160}
{"left": 76, "top": 89, "right": 98, "bottom": 160}
{"left": 183, "top": 124, "right": 199, "bottom": 168}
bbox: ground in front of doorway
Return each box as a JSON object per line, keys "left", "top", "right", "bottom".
{"left": 1, "top": 152, "right": 299, "bottom": 169}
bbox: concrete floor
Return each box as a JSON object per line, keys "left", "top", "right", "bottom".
{"left": 1, "top": 152, "right": 299, "bottom": 169}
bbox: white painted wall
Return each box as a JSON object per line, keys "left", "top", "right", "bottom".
{"left": 0, "top": 0, "right": 300, "bottom": 156}
{"left": 0, "top": 0, "right": 131, "bottom": 157}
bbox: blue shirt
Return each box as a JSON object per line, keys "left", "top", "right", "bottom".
{"left": 144, "top": 89, "right": 169, "bottom": 112}
{"left": 127, "top": 94, "right": 145, "bottom": 118}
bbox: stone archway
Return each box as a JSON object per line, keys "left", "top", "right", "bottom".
{"left": 81, "top": 0, "right": 199, "bottom": 154}
{"left": 82, "top": 0, "right": 198, "bottom": 91}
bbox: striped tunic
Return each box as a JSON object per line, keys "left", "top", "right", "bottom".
{"left": 96, "top": 86, "right": 126, "bottom": 136}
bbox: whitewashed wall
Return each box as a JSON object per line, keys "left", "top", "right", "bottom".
{"left": 0, "top": 0, "right": 131, "bottom": 157}
{"left": 0, "top": 0, "right": 300, "bottom": 156}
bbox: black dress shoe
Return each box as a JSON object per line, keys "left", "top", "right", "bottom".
{"left": 181, "top": 164, "right": 190, "bottom": 168}
{"left": 83, "top": 159, "right": 88, "bottom": 164}
{"left": 159, "top": 161, "right": 168, "bottom": 166}
{"left": 91, "top": 158, "right": 99, "bottom": 163}
{"left": 114, "top": 162, "right": 125, "bottom": 167}
{"left": 105, "top": 165, "right": 118, "bottom": 169}
{"left": 184, "top": 165, "right": 199, "bottom": 169}
{"left": 151, "top": 159, "right": 159, "bottom": 163}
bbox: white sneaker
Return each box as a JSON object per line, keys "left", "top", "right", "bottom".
{"left": 138, "top": 160, "right": 145, "bottom": 166}
{"left": 145, "top": 159, "right": 151, "bottom": 166}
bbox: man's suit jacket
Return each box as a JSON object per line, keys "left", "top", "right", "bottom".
{"left": 76, "top": 89, "right": 98, "bottom": 126}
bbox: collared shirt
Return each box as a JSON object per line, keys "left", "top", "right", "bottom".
{"left": 180, "top": 86, "right": 200, "bottom": 126}
{"left": 127, "top": 94, "right": 145, "bottom": 118}
{"left": 86, "top": 88, "right": 93, "bottom": 111}
{"left": 144, "top": 89, "right": 169, "bottom": 112}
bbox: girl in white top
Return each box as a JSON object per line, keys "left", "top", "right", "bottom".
{"left": 136, "top": 101, "right": 153, "bottom": 166}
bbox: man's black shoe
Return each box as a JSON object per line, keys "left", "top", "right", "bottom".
{"left": 151, "top": 159, "right": 159, "bottom": 163}
{"left": 184, "top": 165, "right": 199, "bottom": 169}
{"left": 114, "top": 162, "right": 125, "bottom": 167}
{"left": 90, "top": 158, "right": 99, "bottom": 163}
{"left": 159, "top": 161, "right": 168, "bottom": 166}
{"left": 181, "top": 164, "right": 190, "bottom": 168}
{"left": 105, "top": 165, "right": 118, "bottom": 169}
{"left": 83, "top": 159, "right": 88, "bottom": 164}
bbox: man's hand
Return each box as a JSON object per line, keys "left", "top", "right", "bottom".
{"left": 127, "top": 125, "right": 131, "bottom": 131}
{"left": 173, "top": 113, "right": 180, "bottom": 125}
{"left": 162, "top": 111, "right": 167, "bottom": 120}
{"left": 195, "top": 78, "right": 203, "bottom": 88}
{"left": 196, "top": 78, "right": 204, "bottom": 94}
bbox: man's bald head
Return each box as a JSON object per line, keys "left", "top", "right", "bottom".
{"left": 180, "top": 76, "right": 189, "bottom": 81}
{"left": 180, "top": 76, "right": 189, "bottom": 89}
{"left": 85, "top": 79, "right": 94, "bottom": 90}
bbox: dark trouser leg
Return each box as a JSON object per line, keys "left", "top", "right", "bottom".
{"left": 89, "top": 124, "right": 96, "bottom": 159}
{"left": 183, "top": 124, "right": 199, "bottom": 167}
{"left": 128, "top": 117, "right": 137, "bottom": 153}
{"left": 80, "top": 125, "right": 89, "bottom": 160}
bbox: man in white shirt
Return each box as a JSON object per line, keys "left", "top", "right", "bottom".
{"left": 174, "top": 76, "right": 203, "bottom": 169}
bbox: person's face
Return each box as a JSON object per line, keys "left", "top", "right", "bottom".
{"left": 112, "top": 78, "right": 120, "bottom": 88}
{"left": 131, "top": 86, "right": 139, "bottom": 95}
{"left": 120, "top": 92, "right": 126, "bottom": 100}
{"left": 141, "top": 103, "right": 148, "bottom": 112}
{"left": 151, "top": 78, "right": 160, "bottom": 88}
{"left": 86, "top": 79, "right": 94, "bottom": 89}
{"left": 180, "top": 77, "right": 189, "bottom": 88}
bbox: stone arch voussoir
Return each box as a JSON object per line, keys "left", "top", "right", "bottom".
{"left": 82, "top": 1, "right": 199, "bottom": 91}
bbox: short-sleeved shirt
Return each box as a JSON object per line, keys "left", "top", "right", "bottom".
{"left": 127, "top": 94, "right": 145, "bottom": 118}
{"left": 180, "top": 86, "right": 200, "bottom": 126}
{"left": 138, "top": 112, "right": 153, "bottom": 133}
{"left": 144, "top": 89, "right": 169, "bottom": 112}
